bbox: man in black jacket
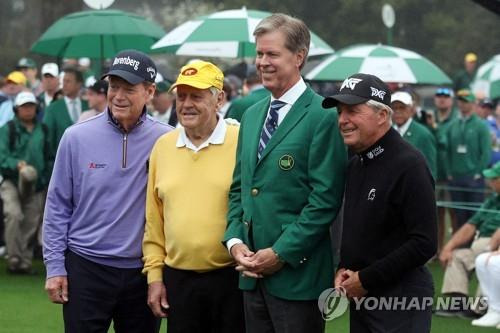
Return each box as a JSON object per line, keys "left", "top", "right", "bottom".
{"left": 323, "top": 73, "right": 437, "bottom": 333}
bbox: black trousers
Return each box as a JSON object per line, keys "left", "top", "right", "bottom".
{"left": 349, "top": 266, "right": 434, "bottom": 333}
{"left": 163, "top": 265, "right": 245, "bottom": 333}
{"left": 63, "top": 251, "right": 159, "bottom": 333}
{"left": 243, "top": 281, "right": 325, "bottom": 333}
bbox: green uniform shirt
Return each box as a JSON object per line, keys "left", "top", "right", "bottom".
{"left": 446, "top": 114, "right": 491, "bottom": 178}
{"left": 0, "top": 118, "right": 51, "bottom": 191}
{"left": 469, "top": 194, "right": 500, "bottom": 237}
{"left": 402, "top": 120, "right": 437, "bottom": 179}
{"left": 430, "top": 108, "right": 458, "bottom": 181}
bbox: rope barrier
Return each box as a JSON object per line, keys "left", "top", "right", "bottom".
{"left": 437, "top": 201, "right": 500, "bottom": 214}
{"left": 435, "top": 185, "right": 492, "bottom": 194}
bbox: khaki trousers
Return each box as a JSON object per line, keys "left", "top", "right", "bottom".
{"left": 1, "top": 180, "right": 45, "bottom": 269}
{"left": 442, "top": 237, "right": 491, "bottom": 295}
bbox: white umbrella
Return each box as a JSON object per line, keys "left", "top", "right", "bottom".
{"left": 305, "top": 44, "right": 452, "bottom": 85}
{"left": 151, "top": 7, "right": 333, "bottom": 58}
{"left": 472, "top": 54, "right": 500, "bottom": 99}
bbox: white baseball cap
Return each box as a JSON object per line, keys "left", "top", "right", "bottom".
{"left": 41, "top": 63, "right": 59, "bottom": 77}
{"left": 15, "top": 91, "right": 38, "bottom": 106}
{"left": 391, "top": 91, "right": 413, "bottom": 106}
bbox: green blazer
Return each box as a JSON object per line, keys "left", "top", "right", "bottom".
{"left": 402, "top": 120, "right": 437, "bottom": 179}
{"left": 43, "top": 98, "right": 88, "bottom": 157}
{"left": 223, "top": 86, "right": 347, "bottom": 300}
{"left": 226, "top": 87, "right": 269, "bottom": 122}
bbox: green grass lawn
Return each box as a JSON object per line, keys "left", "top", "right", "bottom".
{"left": 0, "top": 259, "right": 498, "bottom": 332}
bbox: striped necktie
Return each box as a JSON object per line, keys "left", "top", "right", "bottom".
{"left": 258, "top": 100, "right": 286, "bottom": 159}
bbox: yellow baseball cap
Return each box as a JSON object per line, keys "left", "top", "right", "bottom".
{"left": 6, "top": 71, "right": 27, "bottom": 86}
{"left": 465, "top": 52, "right": 477, "bottom": 63}
{"left": 170, "top": 60, "right": 224, "bottom": 92}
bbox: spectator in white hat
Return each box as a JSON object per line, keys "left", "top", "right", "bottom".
{"left": 38, "top": 63, "right": 61, "bottom": 118}
{"left": 0, "top": 91, "right": 51, "bottom": 274}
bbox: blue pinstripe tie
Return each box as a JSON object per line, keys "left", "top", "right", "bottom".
{"left": 258, "top": 100, "right": 286, "bottom": 159}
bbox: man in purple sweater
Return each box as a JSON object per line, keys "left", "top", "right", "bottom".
{"left": 42, "top": 50, "right": 172, "bottom": 332}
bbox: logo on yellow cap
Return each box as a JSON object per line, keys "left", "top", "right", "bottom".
{"left": 182, "top": 68, "right": 198, "bottom": 76}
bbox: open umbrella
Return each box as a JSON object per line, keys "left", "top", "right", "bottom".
{"left": 31, "top": 9, "right": 165, "bottom": 59}
{"left": 472, "top": 54, "right": 500, "bottom": 99}
{"left": 151, "top": 7, "right": 333, "bottom": 58}
{"left": 305, "top": 44, "right": 452, "bottom": 85}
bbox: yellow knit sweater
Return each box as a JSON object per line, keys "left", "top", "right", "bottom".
{"left": 142, "top": 125, "right": 239, "bottom": 283}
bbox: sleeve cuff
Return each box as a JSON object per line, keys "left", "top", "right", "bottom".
{"left": 45, "top": 260, "right": 67, "bottom": 279}
{"left": 226, "top": 238, "right": 243, "bottom": 255}
{"left": 147, "top": 268, "right": 164, "bottom": 284}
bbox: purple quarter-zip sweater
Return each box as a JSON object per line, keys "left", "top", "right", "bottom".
{"left": 43, "top": 109, "right": 172, "bottom": 278}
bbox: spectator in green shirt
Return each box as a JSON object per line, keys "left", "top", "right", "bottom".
{"left": 436, "top": 161, "right": 500, "bottom": 318}
{"left": 425, "top": 87, "right": 459, "bottom": 250}
{"left": 446, "top": 89, "right": 491, "bottom": 230}
{"left": 0, "top": 92, "right": 51, "bottom": 274}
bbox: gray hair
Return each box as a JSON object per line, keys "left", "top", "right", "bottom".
{"left": 253, "top": 13, "right": 310, "bottom": 70}
{"left": 209, "top": 86, "right": 221, "bottom": 96}
{"left": 366, "top": 99, "right": 393, "bottom": 115}
{"left": 366, "top": 99, "right": 393, "bottom": 125}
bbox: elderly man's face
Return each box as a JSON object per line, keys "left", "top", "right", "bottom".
{"left": 255, "top": 30, "right": 304, "bottom": 98}
{"left": 176, "top": 85, "right": 223, "bottom": 132}
{"left": 391, "top": 101, "right": 413, "bottom": 126}
{"left": 338, "top": 103, "right": 386, "bottom": 153}
{"left": 108, "top": 76, "right": 154, "bottom": 125}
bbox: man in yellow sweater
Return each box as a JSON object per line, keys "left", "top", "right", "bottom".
{"left": 142, "top": 60, "right": 244, "bottom": 332}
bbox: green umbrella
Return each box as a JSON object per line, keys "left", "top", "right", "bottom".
{"left": 151, "top": 7, "right": 333, "bottom": 58}
{"left": 31, "top": 9, "right": 165, "bottom": 59}
{"left": 472, "top": 54, "right": 500, "bottom": 99}
{"left": 305, "top": 44, "right": 452, "bottom": 85}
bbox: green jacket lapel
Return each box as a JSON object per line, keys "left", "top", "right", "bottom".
{"left": 257, "top": 87, "right": 313, "bottom": 164}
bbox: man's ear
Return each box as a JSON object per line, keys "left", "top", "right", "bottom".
{"left": 146, "top": 83, "right": 156, "bottom": 101}
{"left": 216, "top": 90, "right": 225, "bottom": 108}
{"left": 377, "top": 108, "right": 390, "bottom": 125}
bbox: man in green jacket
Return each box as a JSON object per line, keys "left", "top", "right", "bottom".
{"left": 226, "top": 65, "right": 269, "bottom": 122}
{"left": 391, "top": 91, "right": 437, "bottom": 179}
{"left": 0, "top": 92, "right": 51, "bottom": 274}
{"left": 223, "top": 14, "right": 346, "bottom": 333}
{"left": 43, "top": 68, "right": 88, "bottom": 157}
{"left": 446, "top": 89, "right": 491, "bottom": 229}
{"left": 425, "top": 87, "right": 459, "bottom": 247}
